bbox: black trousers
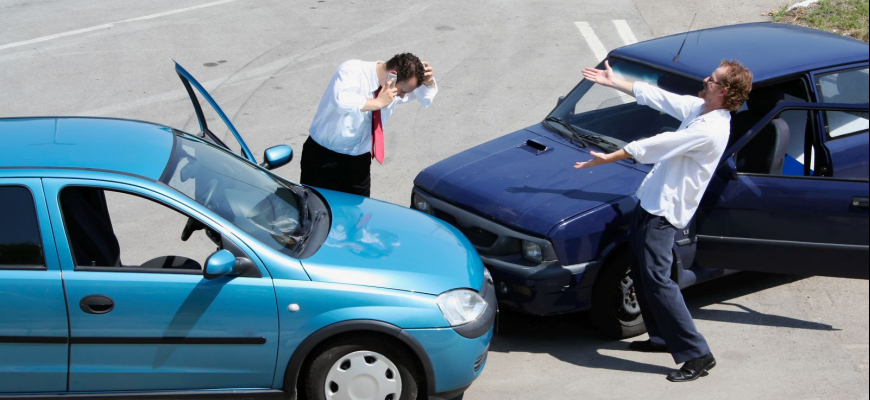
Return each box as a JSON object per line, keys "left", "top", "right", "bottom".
{"left": 300, "top": 137, "right": 372, "bottom": 197}
{"left": 629, "top": 205, "right": 710, "bottom": 364}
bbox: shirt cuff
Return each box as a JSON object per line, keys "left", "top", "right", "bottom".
{"left": 419, "top": 78, "right": 437, "bottom": 93}
{"left": 623, "top": 141, "right": 643, "bottom": 161}
{"left": 633, "top": 81, "right": 648, "bottom": 106}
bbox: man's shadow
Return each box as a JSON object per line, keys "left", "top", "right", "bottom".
{"left": 490, "top": 272, "right": 832, "bottom": 374}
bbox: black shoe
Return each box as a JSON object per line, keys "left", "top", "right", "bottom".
{"left": 628, "top": 340, "right": 669, "bottom": 353}
{"left": 667, "top": 353, "right": 716, "bottom": 382}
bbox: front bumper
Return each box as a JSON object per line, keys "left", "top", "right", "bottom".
{"left": 412, "top": 188, "right": 601, "bottom": 316}
{"left": 405, "top": 326, "right": 493, "bottom": 398}
{"left": 483, "top": 256, "right": 599, "bottom": 315}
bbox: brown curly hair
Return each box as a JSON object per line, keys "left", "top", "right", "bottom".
{"left": 719, "top": 60, "right": 753, "bottom": 112}
{"left": 385, "top": 53, "right": 426, "bottom": 87}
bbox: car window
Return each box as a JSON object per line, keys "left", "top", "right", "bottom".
{"left": 736, "top": 110, "right": 816, "bottom": 177}
{"left": 161, "top": 134, "right": 306, "bottom": 257}
{"left": 550, "top": 59, "right": 699, "bottom": 147}
{"left": 0, "top": 186, "right": 44, "bottom": 269}
{"left": 59, "top": 186, "right": 217, "bottom": 272}
{"left": 816, "top": 67, "right": 870, "bottom": 139}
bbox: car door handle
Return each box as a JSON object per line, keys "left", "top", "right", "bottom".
{"left": 853, "top": 197, "right": 869, "bottom": 210}
{"left": 80, "top": 295, "right": 115, "bottom": 315}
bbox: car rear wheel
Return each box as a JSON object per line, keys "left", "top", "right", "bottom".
{"left": 589, "top": 250, "right": 647, "bottom": 339}
{"left": 305, "top": 335, "right": 420, "bottom": 400}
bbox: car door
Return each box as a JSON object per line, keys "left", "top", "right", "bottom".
{"left": 0, "top": 179, "right": 69, "bottom": 394}
{"left": 695, "top": 100, "right": 869, "bottom": 280}
{"left": 176, "top": 62, "right": 258, "bottom": 164}
{"left": 42, "top": 178, "right": 280, "bottom": 393}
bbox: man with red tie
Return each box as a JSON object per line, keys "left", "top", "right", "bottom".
{"left": 300, "top": 53, "right": 437, "bottom": 197}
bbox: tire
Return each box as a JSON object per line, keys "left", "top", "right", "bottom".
{"left": 304, "top": 335, "right": 420, "bottom": 400}
{"left": 589, "top": 250, "right": 647, "bottom": 339}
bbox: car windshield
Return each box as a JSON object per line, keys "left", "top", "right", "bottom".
{"left": 161, "top": 133, "right": 307, "bottom": 257}
{"left": 548, "top": 58, "right": 701, "bottom": 148}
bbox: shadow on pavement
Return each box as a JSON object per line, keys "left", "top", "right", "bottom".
{"left": 490, "top": 272, "right": 833, "bottom": 373}
{"left": 683, "top": 272, "right": 836, "bottom": 331}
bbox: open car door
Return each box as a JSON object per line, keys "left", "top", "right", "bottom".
{"left": 695, "top": 101, "right": 869, "bottom": 280}
{"left": 176, "top": 62, "right": 257, "bottom": 164}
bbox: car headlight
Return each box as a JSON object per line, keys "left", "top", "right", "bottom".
{"left": 522, "top": 240, "right": 543, "bottom": 263}
{"left": 436, "top": 289, "right": 488, "bottom": 326}
{"left": 412, "top": 193, "right": 431, "bottom": 213}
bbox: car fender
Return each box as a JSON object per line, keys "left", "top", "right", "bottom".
{"left": 281, "top": 320, "right": 437, "bottom": 398}
{"left": 271, "top": 280, "right": 447, "bottom": 395}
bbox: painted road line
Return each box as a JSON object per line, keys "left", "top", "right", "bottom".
{"left": 574, "top": 21, "right": 608, "bottom": 61}
{"left": 0, "top": 0, "right": 241, "bottom": 52}
{"left": 613, "top": 20, "right": 638, "bottom": 45}
{"left": 77, "top": 3, "right": 431, "bottom": 117}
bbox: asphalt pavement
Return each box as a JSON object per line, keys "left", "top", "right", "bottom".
{"left": 1, "top": 1, "right": 867, "bottom": 399}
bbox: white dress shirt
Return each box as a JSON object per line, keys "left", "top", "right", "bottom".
{"left": 308, "top": 60, "right": 438, "bottom": 156}
{"left": 623, "top": 82, "right": 731, "bottom": 229}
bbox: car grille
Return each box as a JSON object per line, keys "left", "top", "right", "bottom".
{"left": 433, "top": 209, "right": 499, "bottom": 248}
{"left": 474, "top": 351, "right": 488, "bottom": 372}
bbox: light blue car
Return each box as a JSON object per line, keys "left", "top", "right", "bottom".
{"left": 0, "top": 64, "right": 494, "bottom": 400}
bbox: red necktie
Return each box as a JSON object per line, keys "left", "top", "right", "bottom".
{"left": 371, "top": 87, "right": 385, "bottom": 164}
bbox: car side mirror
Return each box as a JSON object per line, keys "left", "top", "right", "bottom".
{"left": 557, "top": 96, "right": 566, "bottom": 106}
{"left": 717, "top": 157, "right": 738, "bottom": 181}
{"left": 204, "top": 249, "right": 255, "bottom": 279}
{"left": 260, "top": 145, "right": 293, "bottom": 170}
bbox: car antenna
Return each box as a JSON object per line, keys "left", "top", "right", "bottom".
{"left": 672, "top": 13, "right": 697, "bottom": 62}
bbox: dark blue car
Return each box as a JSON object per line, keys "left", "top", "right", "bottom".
{"left": 412, "top": 23, "right": 869, "bottom": 338}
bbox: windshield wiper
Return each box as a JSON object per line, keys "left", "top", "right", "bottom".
{"left": 298, "top": 188, "right": 311, "bottom": 229}
{"left": 544, "top": 117, "right": 588, "bottom": 148}
{"left": 292, "top": 210, "right": 325, "bottom": 255}
{"left": 576, "top": 134, "right": 621, "bottom": 152}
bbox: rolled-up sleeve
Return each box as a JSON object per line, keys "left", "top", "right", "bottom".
{"left": 624, "top": 127, "right": 713, "bottom": 165}
{"left": 332, "top": 67, "right": 367, "bottom": 115}
{"left": 405, "top": 78, "right": 438, "bottom": 107}
{"left": 634, "top": 82, "right": 704, "bottom": 122}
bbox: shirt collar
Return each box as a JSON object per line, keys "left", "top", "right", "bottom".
{"left": 367, "top": 61, "right": 384, "bottom": 92}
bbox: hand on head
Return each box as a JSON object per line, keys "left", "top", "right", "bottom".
{"left": 422, "top": 61, "right": 434, "bottom": 85}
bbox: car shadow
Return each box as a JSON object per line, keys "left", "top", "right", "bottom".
{"left": 490, "top": 272, "right": 833, "bottom": 374}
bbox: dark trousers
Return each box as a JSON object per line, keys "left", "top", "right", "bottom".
{"left": 300, "top": 137, "right": 372, "bottom": 197}
{"left": 629, "top": 205, "right": 710, "bottom": 364}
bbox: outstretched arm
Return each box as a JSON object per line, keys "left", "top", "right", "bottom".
{"left": 574, "top": 149, "right": 632, "bottom": 169}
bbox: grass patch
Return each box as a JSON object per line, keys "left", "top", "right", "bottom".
{"left": 771, "top": 0, "right": 869, "bottom": 42}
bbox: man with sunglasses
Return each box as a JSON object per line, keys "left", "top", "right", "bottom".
{"left": 574, "top": 59, "right": 752, "bottom": 382}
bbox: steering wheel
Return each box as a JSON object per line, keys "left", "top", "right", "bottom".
{"left": 180, "top": 179, "right": 219, "bottom": 241}
{"left": 200, "top": 178, "right": 219, "bottom": 209}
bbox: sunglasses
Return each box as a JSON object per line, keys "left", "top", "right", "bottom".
{"left": 706, "top": 75, "right": 725, "bottom": 87}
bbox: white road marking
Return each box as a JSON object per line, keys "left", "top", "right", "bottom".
{"left": 77, "top": 3, "right": 431, "bottom": 117}
{"left": 0, "top": 0, "right": 241, "bottom": 52}
{"left": 574, "top": 21, "right": 608, "bottom": 62}
{"left": 613, "top": 20, "right": 638, "bottom": 45}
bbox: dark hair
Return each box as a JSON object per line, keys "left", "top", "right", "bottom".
{"left": 719, "top": 60, "right": 753, "bottom": 112}
{"left": 385, "top": 53, "right": 425, "bottom": 87}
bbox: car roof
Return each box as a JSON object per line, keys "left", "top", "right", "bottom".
{"left": 610, "top": 22, "right": 869, "bottom": 84}
{"left": 0, "top": 117, "right": 175, "bottom": 180}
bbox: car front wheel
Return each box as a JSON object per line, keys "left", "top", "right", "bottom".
{"left": 305, "top": 335, "right": 420, "bottom": 400}
{"left": 589, "top": 250, "right": 647, "bottom": 339}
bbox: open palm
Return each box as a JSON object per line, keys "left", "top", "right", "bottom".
{"left": 582, "top": 60, "right": 616, "bottom": 87}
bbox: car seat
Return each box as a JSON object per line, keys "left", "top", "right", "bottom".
{"left": 61, "top": 187, "right": 122, "bottom": 267}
